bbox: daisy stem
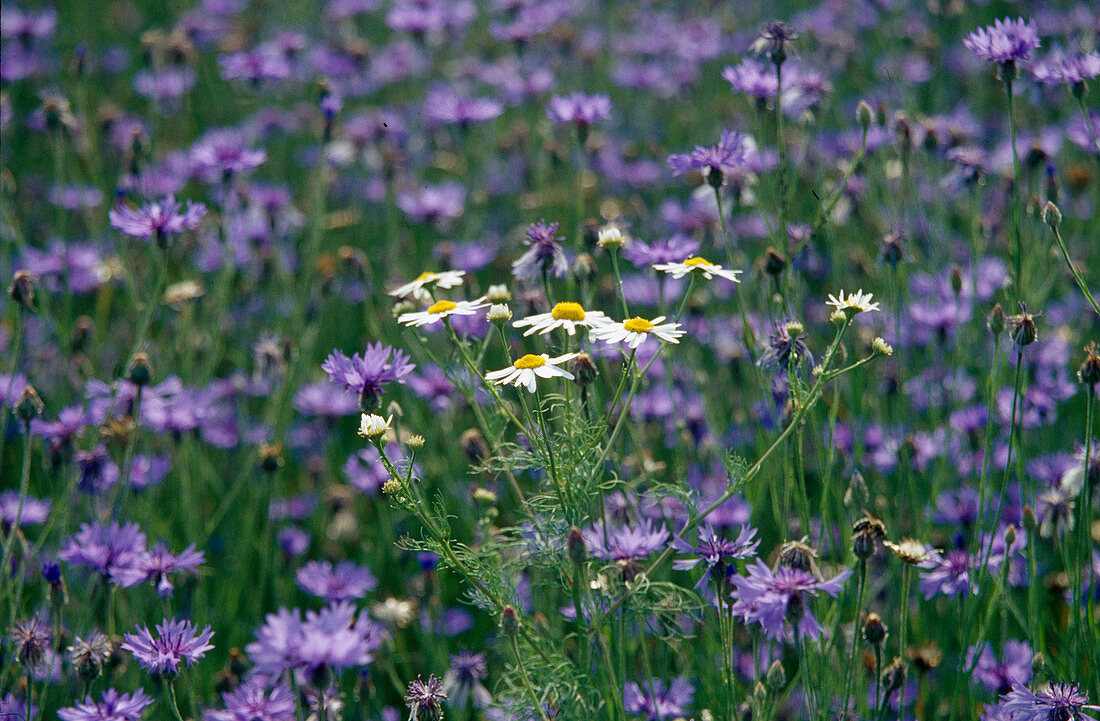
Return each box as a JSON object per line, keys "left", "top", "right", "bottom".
{"left": 511, "top": 635, "right": 553, "bottom": 721}
{"left": 533, "top": 386, "right": 566, "bottom": 511}
{"left": 589, "top": 349, "right": 664, "bottom": 488}
{"left": 604, "top": 348, "right": 636, "bottom": 427}
{"left": 895, "top": 565, "right": 911, "bottom": 721}
{"left": 712, "top": 184, "right": 759, "bottom": 365}
{"left": 609, "top": 248, "right": 630, "bottom": 317}
{"left": 673, "top": 274, "right": 696, "bottom": 324}
{"left": 841, "top": 560, "right": 866, "bottom": 719}
{"left": 446, "top": 323, "right": 530, "bottom": 437}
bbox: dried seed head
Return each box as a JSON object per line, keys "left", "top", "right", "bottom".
{"left": 861, "top": 612, "right": 888, "bottom": 646}
{"left": 851, "top": 513, "right": 887, "bottom": 560}
{"left": 1078, "top": 342, "right": 1100, "bottom": 387}
{"left": 126, "top": 352, "right": 153, "bottom": 387}
{"left": 9, "top": 271, "right": 37, "bottom": 310}
{"left": 15, "top": 385, "right": 45, "bottom": 422}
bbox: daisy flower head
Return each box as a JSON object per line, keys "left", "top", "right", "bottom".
{"left": 388, "top": 270, "right": 466, "bottom": 303}
{"left": 652, "top": 257, "right": 742, "bottom": 283}
{"left": 358, "top": 413, "right": 392, "bottom": 439}
{"left": 826, "top": 288, "right": 880, "bottom": 319}
{"left": 397, "top": 297, "right": 488, "bottom": 328}
{"left": 512, "top": 301, "right": 610, "bottom": 337}
{"left": 590, "top": 316, "right": 684, "bottom": 349}
{"left": 485, "top": 353, "right": 577, "bottom": 393}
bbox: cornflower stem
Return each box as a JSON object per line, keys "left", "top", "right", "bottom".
{"left": 117, "top": 386, "right": 144, "bottom": 497}
{"left": 793, "top": 127, "right": 868, "bottom": 259}
{"left": 165, "top": 679, "right": 187, "bottom": 721}
{"left": 971, "top": 335, "right": 1003, "bottom": 550}
{"left": 1073, "top": 384, "right": 1094, "bottom": 676}
{"left": 510, "top": 635, "right": 553, "bottom": 721}
{"left": 979, "top": 348, "right": 1024, "bottom": 580}
{"left": 1004, "top": 74, "right": 1025, "bottom": 303}
{"left": 774, "top": 62, "right": 789, "bottom": 270}
{"left": 591, "top": 319, "right": 856, "bottom": 630}
{"left": 798, "top": 635, "right": 818, "bottom": 720}
{"left": 712, "top": 183, "right": 760, "bottom": 366}
{"left": 588, "top": 347, "right": 665, "bottom": 489}
{"left": 0, "top": 304, "right": 25, "bottom": 468}
{"left": 1047, "top": 220, "right": 1100, "bottom": 316}
{"left": 1, "top": 421, "right": 31, "bottom": 624}
{"left": 895, "top": 565, "right": 911, "bottom": 719}
{"left": 841, "top": 560, "right": 867, "bottom": 719}
{"left": 133, "top": 241, "right": 169, "bottom": 356}
{"left": 1075, "top": 94, "right": 1100, "bottom": 164}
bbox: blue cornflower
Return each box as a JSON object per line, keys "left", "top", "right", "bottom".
{"left": 121, "top": 618, "right": 214, "bottom": 677}
{"left": 918, "top": 549, "right": 977, "bottom": 599}
{"left": 511, "top": 221, "right": 568, "bottom": 283}
{"left": 296, "top": 560, "right": 378, "bottom": 603}
{"left": 671, "top": 524, "right": 759, "bottom": 594}
{"left": 623, "top": 676, "right": 694, "bottom": 721}
{"left": 321, "top": 342, "right": 415, "bottom": 410}
{"left": 59, "top": 521, "right": 147, "bottom": 583}
{"left": 442, "top": 650, "right": 491, "bottom": 708}
{"left": 963, "top": 18, "right": 1040, "bottom": 67}
{"left": 109, "top": 196, "right": 206, "bottom": 242}
{"left": 1000, "top": 683, "right": 1098, "bottom": 721}
{"left": 547, "top": 92, "right": 611, "bottom": 127}
{"left": 58, "top": 689, "right": 154, "bottom": 721}
{"left": 730, "top": 559, "right": 852, "bottom": 641}
{"left": 206, "top": 679, "right": 296, "bottom": 721}
{"left": 667, "top": 130, "right": 750, "bottom": 186}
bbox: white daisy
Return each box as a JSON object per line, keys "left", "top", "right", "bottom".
{"left": 512, "top": 301, "right": 611, "bottom": 337}
{"left": 388, "top": 270, "right": 466, "bottom": 302}
{"left": 398, "top": 297, "right": 488, "bottom": 328}
{"left": 652, "top": 256, "right": 742, "bottom": 283}
{"left": 589, "top": 316, "right": 685, "bottom": 349}
{"left": 826, "top": 289, "right": 881, "bottom": 316}
{"left": 358, "top": 413, "right": 392, "bottom": 438}
{"left": 485, "top": 353, "right": 578, "bottom": 393}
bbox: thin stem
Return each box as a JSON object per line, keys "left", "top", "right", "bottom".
{"left": 165, "top": 679, "right": 186, "bottom": 721}
{"left": 1047, "top": 221, "right": 1099, "bottom": 316}
{"left": 1, "top": 421, "right": 31, "bottom": 624}
{"left": 842, "top": 561, "right": 867, "bottom": 718}
{"left": 1005, "top": 74, "right": 1025, "bottom": 303}
{"left": 510, "top": 635, "right": 553, "bottom": 721}
{"left": 0, "top": 304, "right": 25, "bottom": 467}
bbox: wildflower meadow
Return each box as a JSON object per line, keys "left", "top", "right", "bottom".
{"left": 2, "top": 1, "right": 1100, "bottom": 720}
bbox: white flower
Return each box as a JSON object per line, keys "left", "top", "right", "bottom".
{"left": 597, "top": 226, "right": 625, "bottom": 249}
{"left": 397, "top": 297, "right": 488, "bottom": 327}
{"left": 388, "top": 270, "right": 466, "bottom": 302}
{"left": 512, "top": 302, "right": 610, "bottom": 337}
{"left": 589, "top": 316, "right": 684, "bottom": 349}
{"left": 358, "top": 413, "right": 392, "bottom": 438}
{"left": 826, "top": 288, "right": 881, "bottom": 316}
{"left": 485, "top": 353, "right": 578, "bottom": 393}
{"left": 652, "top": 256, "right": 742, "bottom": 283}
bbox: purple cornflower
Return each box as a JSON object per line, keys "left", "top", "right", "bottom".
{"left": 58, "top": 689, "right": 155, "bottom": 721}
{"left": 672, "top": 524, "right": 759, "bottom": 594}
{"left": 584, "top": 521, "right": 670, "bottom": 563}
{"left": 511, "top": 221, "right": 568, "bottom": 283}
{"left": 321, "top": 342, "right": 415, "bottom": 409}
{"left": 0, "top": 490, "right": 50, "bottom": 528}
{"left": 293, "top": 383, "right": 359, "bottom": 418}
{"left": 622, "top": 234, "right": 700, "bottom": 268}
{"left": 547, "top": 92, "right": 611, "bottom": 128}
{"left": 967, "top": 640, "right": 1033, "bottom": 695}
{"left": 134, "top": 67, "right": 197, "bottom": 105}
{"left": 189, "top": 128, "right": 267, "bottom": 182}
{"left": 9, "top": 615, "right": 52, "bottom": 668}
{"left": 406, "top": 367, "right": 457, "bottom": 413}
{"left": 667, "top": 129, "right": 750, "bottom": 185}
{"left": 722, "top": 58, "right": 778, "bottom": 100}
{"left": 405, "top": 674, "right": 447, "bottom": 720}
{"left": 729, "top": 559, "right": 852, "bottom": 641}
{"left": 109, "top": 197, "right": 206, "bottom": 242}
{"left": 205, "top": 679, "right": 296, "bottom": 721}
{"left": 396, "top": 183, "right": 466, "bottom": 226}
{"left": 757, "top": 321, "right": 813, "bottom": 374}
{"left": 623, "top": 677, "right": 694, "bottom": 721}
{"left": 1031, "top": 50, "right": 1100, "bottom": 87}
{"left": 423, "top": 89, "right": 503, "bottom": 126}
{"left": 218, "top": 46, "right": 292, "bottom": 84}
{"left": 963, "top": 18, "right": 1040, "bottom": 67}
{"left": 59, "top": 521, "right": 147, "bottom": 582}
{"left": 999, "top": 683, "right": 1098, "bottom": 721}
{"left": 121, "top": 618, "right": 214, "bottom": 677}
{"left": 245, "top": 603, "right": 384, "bottom": 679}
{"left": 129, "top": 542, "right": 205, "bottom": 597}
{"left": 918, "top": 549, "right": 977, "bottom": 599}
{"left": 296, "top": 560, "right": 378, "bottom": 602}
{"left": 442, "top": 650, "right": 491, "bottom": 708}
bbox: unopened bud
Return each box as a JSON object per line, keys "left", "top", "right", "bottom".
{"left": 567, "top": 526, "right": 587, "bottom": 566}
{"left": 765, "top": 660, "right": 786, "bottom": 691}
{"left": 872, "top": 337, "right": 893, "bottom": 357}
{"left": 862, "top": 612, "right": 888, "bottom": 645}
{"left": 597, "top": 226, "right": 625, "bottom": 250}
{"left": 1041, "top": 201, "right": 1061, "bottom": 229}
{"left": 407, "top": 434, "right": 425, "bottom": 451}
{"left": 764, "top": 247, "right": 786, "bottom": 277}
{"left": 126, "top": 352, "right": 153, "bottom": 387}
{"left": 857, "top": 100, "right": 873, "bottom": 132}
{"left": 258, "top": 443, "right": 283, "bottom": 474}
{"left": 500, "top": 605, "right": 520, "bottom": 637}
{"left": 15, "top": 386, "right": 45, "bottom": 422}
{"left": 487, "top": 303, "right": 512, "bottom": 323}
{"left": 881, "top": 657, "right": 907, "bottom": 695}
{"left": 987, "top": 304, "right": 1005, "bottom": 336}
{"left": 486, "top": 284, "right": 511, "bottom": 303}
{"left": 1079, "top": 342, "right": 1100, "bottom": 387}
{"left": 9, "top": 271, "right": 37, "bottom": 310}
{"left": 950, "top": 266, "right": 963, "bottom": 296}
{"left": 569, "top": 352, "right": 598, "bottom": 389}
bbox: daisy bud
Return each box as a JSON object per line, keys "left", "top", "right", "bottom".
{"left": 358, "top": 413, "right": 392, "bottom": 439}
{"left": 9, "top": 270, "right": 37, "bottom": 310}
{"left": 487, "top": 303, "right": 512, "bottom": 324}
{"left": 486, "top": 284, "right": 511, "bottom": 302}
{"left": 766, "top": 660, "right": 786, "bottom": 691}
{"left": 500, "top": 605, "right": 520, "bottom": 638}
{"left": 829, "top": 309, "right": 847, "bottom": 325}
{"left": 473, "top": 487, "right": 497, "bottom": 506}
{"left": 987, "top": 303, "right": 1005, "bottom": 336}
{"left": 126, "top": 352, "right": 153, "bottom": 387}
{"left": 1078, "top": 342, "right": 1100, "bottom": 387}
{"left": 392, "top": 299, "right": 417, "bottom": 317}
{"left": 861, "top": 612, "right": 888, "bottom": 646}
{"left": 15, "top": 385, "right": 45, "bottom": 422}
{"left": 857, "top": 100, "right": 873, "bottom": 132}
{"left": 407, "top": 434, "right": 425, "bottom": 451}
{"left": 381, "top": 478, "right": 404, "bottom": 496}
{"left": 567, "top": 526, "right": 587, "bottom": 566}
{"left": 597, "top": 226, "right": 625, "bottom": 249}
{"left": 871, "top": 337, "right": 893, "bottom": 356}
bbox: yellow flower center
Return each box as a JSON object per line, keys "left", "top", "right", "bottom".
{"left": 513, "top": 354, "right": 547, "bottom": 369}
{"left": 683, "top": 257, "right": 714, "bottom": 267}
{"left": 623, "top": 317, "right": 655, "bottom": 334}
{"left": 414, "top": 271, "right": 437, "bottom": 282}
{"left": 550, "top": 302, "right": 586, "bottom": 321}
{"left": 428, "top": 300, "right": 457, "bottom": 315}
